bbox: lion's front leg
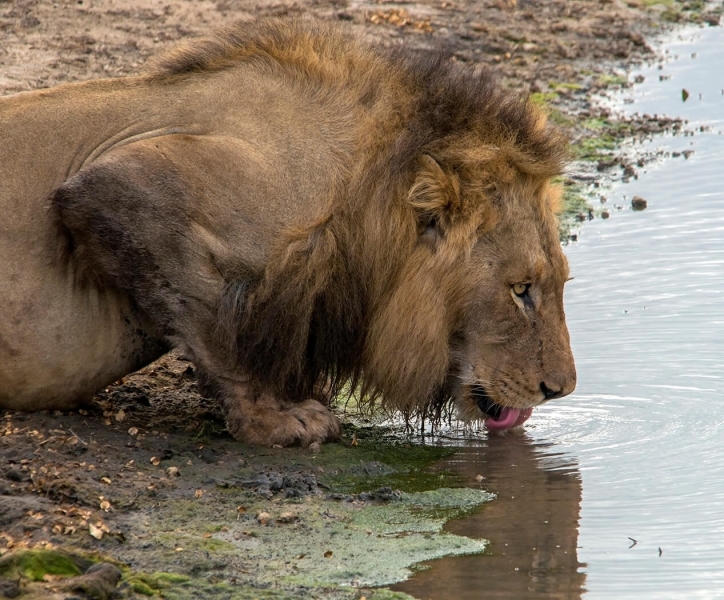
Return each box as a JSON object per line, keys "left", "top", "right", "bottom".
{"left": 212, "top": 376, "right": 342, "bottom": 447}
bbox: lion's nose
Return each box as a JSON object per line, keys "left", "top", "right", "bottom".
{"left": 540, "top": 369, "right": 577, "bottom": 401}
{"left": 540, "top": 381, "right": 563, "bottom": 400}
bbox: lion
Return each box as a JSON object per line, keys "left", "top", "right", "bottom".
{"left": 0, "top": 17, "right": 576, "bottom": 447}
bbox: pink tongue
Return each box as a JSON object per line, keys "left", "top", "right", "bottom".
{"left": 484, "top": 407, "right": 533, "bottom": 431}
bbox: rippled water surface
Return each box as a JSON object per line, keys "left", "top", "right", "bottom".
{"left": 394, "top": 23, "right": 724, "bottom": 600}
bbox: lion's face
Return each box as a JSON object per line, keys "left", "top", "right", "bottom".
{"left": 449, "top": 185, "right": 576, "bottom": 426}
{"left": 366, "top": 150, "right": 575, "bottom": 428}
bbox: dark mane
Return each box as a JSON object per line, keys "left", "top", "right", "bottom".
{"left": 150, "top": 18, "right": 566, "bottom": 175}
{"left": 205, "top": 18, "right": 568, "bottom": 408}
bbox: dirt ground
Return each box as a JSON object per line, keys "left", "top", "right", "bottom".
{"left": 1, "top": 0, "right": 722, "bottom": 598}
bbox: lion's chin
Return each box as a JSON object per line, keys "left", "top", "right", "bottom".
{"left": 471, "top": 384, "right": 533, "bottom": 431}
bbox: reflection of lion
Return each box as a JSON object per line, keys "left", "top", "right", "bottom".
{"left": 0, "top": 18, "right": 575, "bottom": 446}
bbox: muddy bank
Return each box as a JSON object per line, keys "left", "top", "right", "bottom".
{"left": 1, "top": 391, "right": 490, "bottom": 599}
{"left": 2, "top": 1, "right": 722, "bottom": 598}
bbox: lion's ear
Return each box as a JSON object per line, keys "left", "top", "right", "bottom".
{"left": 408, "top": 154, "right": 461, "bottom": 242}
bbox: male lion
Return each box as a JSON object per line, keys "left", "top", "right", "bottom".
{"left": 0, "top": 18, "right": 576, "bottom": 446}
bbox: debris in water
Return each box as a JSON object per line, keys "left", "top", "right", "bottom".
{"left": 631, "top": 196, "right": 647, "bottom": 211}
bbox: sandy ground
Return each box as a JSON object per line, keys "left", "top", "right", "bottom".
{"left": 3, "top": 0, "right": 718, "bottom": 98}
{"left": 1, "top": 0, "right": 722, "bottom": 598}
{"left": 0, "top": 0, "right": 671, "bottom": 95}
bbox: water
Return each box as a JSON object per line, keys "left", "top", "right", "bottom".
{"left": 394, "top": 23, "right": 724, "bottom": 600}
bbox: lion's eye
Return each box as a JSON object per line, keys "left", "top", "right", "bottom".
{"left": 418, "top": 216, "right": 439, "bottom": 246}
{"left": 512, "top": 283, "right": 530, "bottom": 297}
{"left": 423, "top": 216, "right": 437, "bottom": 234}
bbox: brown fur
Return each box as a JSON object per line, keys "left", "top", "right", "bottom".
{"left": 1, "top": 17, "right": 575, "bottom": 445}
{"left": 200, "top": 19, "right": 573, "bottom": 417}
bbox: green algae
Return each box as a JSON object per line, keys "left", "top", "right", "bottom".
{"left": 349, "top": 489, "right": 494, "bottom": 535}
{"left": 80, "top": 430, "right": 494, "bottom": 599}
{"left": 329, "top": 469, "right": 462, "bottom": 495}
{"left": 319, "top": 432, "right": 460, "bottom": 494}
{"left": 125, "top": 483, "right": 491, "bottom": 596}
{"left": 125, "top": 570, "right": 415, "bottom": 600}
{"left": 550, "top": 81, "right": 583, "bottom": 92}
{"left": 211, "top": 487, "right": 491, "bottom": 588}
{"left": 125, "top": 571, "right": 241, "bottom": 599}
{"left": 529, "top": 91, "right": 559, "bottom": 105}
{"left": 0, "top": 549, "right": 83, "bottom": 581}
{"left": 597, "top": 73, "right": 628, "bottom": 88}
{"left": 0, "top": 417, "right": 489, "bottom": 599}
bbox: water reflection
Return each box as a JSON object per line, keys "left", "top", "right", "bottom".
{"left": 393, "top": 434, "right": 586, "bottom": 600}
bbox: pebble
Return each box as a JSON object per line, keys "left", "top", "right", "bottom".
{"left": 631, "top": 196, "right": 648, "bottom": 211}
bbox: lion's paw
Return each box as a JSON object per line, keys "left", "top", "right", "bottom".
{"left": 224, "top": 395, "right": 341, "bottom": 447}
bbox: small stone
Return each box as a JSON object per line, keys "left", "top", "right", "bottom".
{"left": 166, "top": 466, "right": 180, "bottom": 477}
{"left": 475, "top": 474, "right": 485, "bottom": 482}
{"left": 256, "top": 511, "right": 271, "bottom": 525}
{"left": 631, "top": 196, "right": 648, "bottom": 211}
{"left": 0, "top": 577, "right": 20, "bottom": 598}
{"left": 63, "top": 563, "right": 122, "bottom": 599}
{"left": 278, "top": 511, "right": 298, "bottom": 523}
{"left": 89, "top": 523, "right": 104, "bottom": 540}
{"left": 601, "top": 211, "right": 610, "bottom": 219}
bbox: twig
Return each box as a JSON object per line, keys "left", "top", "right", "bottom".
{"left": 68, "top": 428, "right": 88, "bottom": 445}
